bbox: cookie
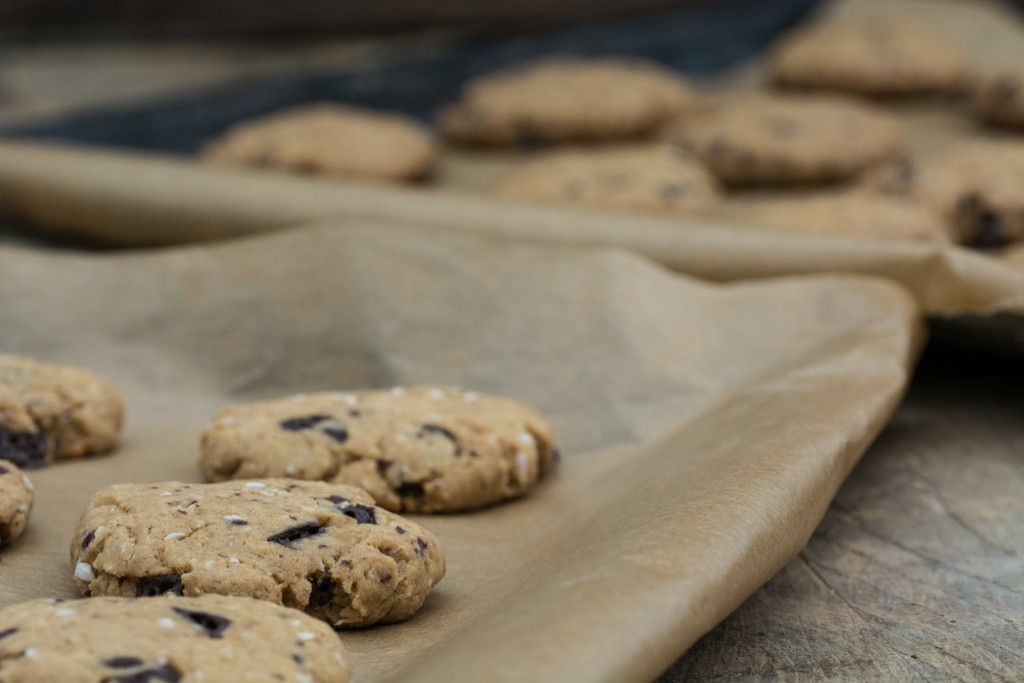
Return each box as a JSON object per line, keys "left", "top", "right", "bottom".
{"left": 0, "top": 460, "right": 33, "bottom": 545}
{"left": 672, "top": 95, "right": 905, "bottom": 186}
{"left": 863, "top": 142, "right": 1024, "bottom": 247}
{"left": 975, "top": 66, "right": 1024, "bottom": 128}
{"left": 439, "top": 57, "right": 698, "bottom": 145}
{"left": 71, "top": 478, "right": 445, "bottom": 627}
{"left": 0, "top": 595, "right": 350, "bottom": 682}
{"left": 496, "top": 144, "right": 720, "bottom": 215}
{"left": 728, "top": 192, "right": 953, "bottom": 243}
{"left": 766, "top": 19, "right": 972, "bottom": 96}
{"left": 0, "top": 354, "right": 124, "bottom": 469}
{"left": 202, "top": 103, "right": 436, "bottom": 182}
{"left": 199, "top": 387, "right": 558, "bottom": 513}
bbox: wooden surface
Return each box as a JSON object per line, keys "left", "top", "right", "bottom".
{"left": 2, "top": 35, "right": 1022, "bottom": 682}
{"left": 665, "top": 345, "right": 1024, "bottom": 680}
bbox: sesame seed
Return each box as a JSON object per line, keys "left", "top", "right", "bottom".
{"left": 297, "top": 632, "right": 317, "bottom": 641}
{"left": 17, "top": 504, "right": 29, "bottom": 513}
{"left": 223, "top": 515, "right": 247, "bottom": 523}
{"left": 517, "top": 432, "right": 534, "bottom": 445}
{"left": 159, "top": 618, "right": 175, "bottom": 629}
{"left": 229, "top": 557, "right": 240, "bottom": 564}
{"left": 344, "top": 394, "right": 358, "bottom": 406}
{"left": 429, "top": 389, "right": 444, "bottom": 400}
{"left": 74, "top": 562, "right": 95, "bottom": 582}
{"left": 22, "top": 475, "right": 33, "bottom": 491}
{"left": 160, "top": 491, "right": 172, "bottom": 497}
{"left": 164, "top": 532, "right": 186, "bottom": 541}
{"left": 463, "top": 392, "right": 478, "bottom": 402}
{"left": 245, "top": 482, "right": 266, "bottom": 488}
{"left": 390, "top": 386, "right": 405, "bottom": 396}
{"left": 24, "top": 648, "right": 39, "bottom": 659}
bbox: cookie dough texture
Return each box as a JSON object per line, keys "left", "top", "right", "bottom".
{"left": 729, "top": 192, "right": 952, "bottom": 242}
{"left": 976, "top": 66, "right": 1024, "bottom": 128}
{"left": 767, "top": 19, "right": 972, "bottom": 96}
{"left": 72, "top": 479, "right": 445, "bottom": 628}
{"left": 0, "top": 461, "right": 33, "bottom": 545}
{"left": 202, "top": 103, "right": 436, "bottom": 182}
{"left": 200, "top": 387, "right": 557, "bottom": 513}
{"left": 496, "top": 145, "right": 719, "bottom": 214}
{"left": 0, "top": 595, "right": 350, "bottom": 682}
{"left": 673, "top": 95, "right": 905, "bottom": 185}
{"left": 440, "top": 57, "right": 698, "bottom": 145}
{"left": 864, "top": 142, "right": 1024, "bottom": 246}
{"left": 0, "top": 354, "right": 124, "bottom": 469}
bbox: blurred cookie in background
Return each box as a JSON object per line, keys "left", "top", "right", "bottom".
{"left": 496, "top": 144, "right": 719, "bottom": 215}
{"left": 202, "top": 103, "right": 436, "bottom": 182}
{"left": 975, "top": 66, "right": 1024, "bottom": 129}
{"left": 439, "top": 57, "right": 698, "bottom": 146}
{"left": 766, "top": 19, "right": 972, "bottom": 97}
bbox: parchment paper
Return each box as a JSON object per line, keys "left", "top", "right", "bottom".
{"left": 0, "top": 223, "right": 919, "bottom": 682}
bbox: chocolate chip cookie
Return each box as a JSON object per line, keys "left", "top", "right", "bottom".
{"left": 72, "top": 479, "right": 444, "bottom": 627}
{"left": 671, "top": 94, "right": 906, "bottom": 185}
{"left": 199, "top": 387, "right": 558, "bottom": 513}
{"left": 440, "top": 56, "right": 698, "bottom": 145}
{"left": 496, "top": 144, "right": 719, "bottom": 215}
{"left": 0, "top": 595, "right": 350, "bottom": 682}
{"left": 0, "top": 460, "right": 33, "bottom": 545}
{"left": 202, "top": 103, "right": 436, "bottom": 182}
{"left": 975, "top": 66, "right": 1024, "bottom": 128}
{"left": 0, "top": 354, "right": 124, "bottom": 469}
{"left": 766, "top": 19, "right": 972, "bottom": 96}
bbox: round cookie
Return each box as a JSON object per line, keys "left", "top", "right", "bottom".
{"left": 0, "top": 460, "right": 33, "bottom": 545}
{"left": 200, "top": 386, "right": 558, "bottom": 513}
{"left": 727, "top": 192, "right": 953, "bottom": 243}
{"left": 672, "top": 94, "right": 906, "bottom": 185}
{"left": 0, "top": 595, "right": 350, "bottom": 682}
{"left": 975, "top": 66, "right": 1024, "bottom": 128}
{"left": 496, "top": 144, "right": 719, "bottom": 214}
{"left": 439, "top": 56, "right": 698, "bottom": 145}
{"left": 72, "top": 479, "right": 445, "bottom": 628}
{"left": 202, "top": 103, "right": 436, "bottom": 182}
{"left": 766, "top": 19, "right": 972, "bottom": 96}
{"left": 0, "top": 354, "right": 124, "bottom": 469}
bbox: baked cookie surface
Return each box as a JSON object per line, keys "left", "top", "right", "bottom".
{"left": 0, "top": 595, "right": 350, "bottom": 682}
{"left": 202, "top": 103, "right": 436, "bottom": 182}
{"left": 440, "top": 57, "right": 697, "bottom": 145}
{"left": 766, "top": 19, "right": 971, "bottom": 96}
{"left": 496, "top": 144, "right": 719, "bottom": 214}
{"left": 0, "top": 354, "right": 124, "bottom": 469}
{"left": 976, "top": 66, "right": 1024, "bottom": 128}
{"left": 200, "top": 386, "right": 558, "bottom": 513}
{"left": 0, "top": 460, "right": 33, "bottom": 545}
{"left": 71, "top": 479, "right": 445, "bottom": 627}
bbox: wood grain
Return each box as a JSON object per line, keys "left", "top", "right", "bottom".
{"left": 662, "top": 344, "right": 1024, "bottom": 681}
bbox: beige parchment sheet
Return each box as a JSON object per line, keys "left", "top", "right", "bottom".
{"left": 0, "top": 223, "right": 919, "bottom": 682}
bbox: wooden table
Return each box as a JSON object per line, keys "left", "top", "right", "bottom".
{"left": 2, "top": 38, "right": 1022, "bottom": 682}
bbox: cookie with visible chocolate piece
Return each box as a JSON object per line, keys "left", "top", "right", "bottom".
{"left": 0, "top": 460, "right": 33, "bottom": 545}
{"left": 976, "top": 66, "right": 1024, "bottom": 128}
{"left": 202, "top": 103, "right": 436, "bottom": 182}
{"left": 440, "top": 57, "right": 698, "bottom": 145}
{"left": 0, "top": 595, "right": 350, "bottom": 682}
{"left": 766, "top": 19, "right": 971, "bottom": 96}
{"left": 496, "top": 144, "right": 719, "bottom": 215}
{"left": 671, "top": 94, "right": 905, "bottom": 185}
{"left": 71, "top": 479, "right": 444, "bottom": 627}
{"left": 0, "top": 354, "right": 124, "bottom": 469}
{"left": 199, "top": 386, "right": 558, "bottom": 513}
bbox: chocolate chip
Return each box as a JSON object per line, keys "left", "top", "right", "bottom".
{"left": 0, "top": 465, "right": 7, "bottom": 475}
{"left": 308, "top": 573, "right": 335, "bottom": 606}
{"left": 957, "top": 194, "right": 1007, "bottom": 247}
{"left": 322, "top": 426, "right": 348, "bottom": 443}
{"left": 327, "top": 495, "right": 348, "bottom": 505}
{"left": 0, "top": 628, "right": 16, "bottom": 640}
{"left": 378, "top": 568, "right": 392, "bottom": 582}
{"left": 348, "top": 409, "right": 362, "bottom": 418}
{"left": 102, "top": 663, "right": 182, "bottom": 683}
{"left": 417, "top": 538, "right": 428, "bottom": 555}
{"left": 376, "top": 459, "right": 393, "bottom": 476}
{"left": 418, "top": 424, "right": 460, "bottom": 455}
{"left": 172, "top": 607, "right": 231, "bottom": 639}
{"left": 292, "top": 654, "right": 304, "bottom": 665}
{"left": 342, "top": 504, "right": 376, "bottom": 525}
{"left": 279, "top": 415, "right": 331, "bottom": 431}
{"left": 396, "top": 482, "right": 425, "bottom": 498}
{"left": 395, "top": 526, "right": 406, "bottom": 535}
{"left": 267, "top": 521, "right": 324, "bottom": 547}
{"left": 82, "top": 530, "right": 96, "bottom": 549}
{"left": 104, "top": 657, "right": 144, "bottom": 668}
{"left": 0, "top": 428, "right": 47, "bottom": 470}
{"left": 229, "top": 519, "right": 247, "bottom": 526}
{"left": 135, "top": 574, "right": 184, "bottom": 597}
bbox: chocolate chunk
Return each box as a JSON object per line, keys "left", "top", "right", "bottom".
{"left": 267, "top": 521, "right": 324, "bottom": 546}
{"left": 135, "top": 574, "right": 184, "bottom": 597}
{"left": 102, "top": 663, "right": 182, "bottom": 683}
{"left": 376, "top": 459, "right": 393, "bottom": 476}
{"left": 342, "top": 504, "right": 376, "bottom": 525}
{"left": 395, "top": 526, "right": 406, "bottom": 535}
{"left": 104, "top": 657, "right": 145, "bottom": 668}
{"left": 0, "top": 428, "right": 47, "bottom": 470}
{"left": 417, "top": 538, "right": 428, "bottom": 555}
{"left": 395, "top": 482, "right": 425, "bottom": 498}
{"left": 327, "top": 495, "right": 348, "bottom": 505}
{"left": 0, "top": 627, "right": 16, "bottom": 640}
{"left": 322, "top": 426, "right": 348, "bottom": 443}
{"left": 82, "top": 530, "right": 96, "bottom": 549}
{"left": 172, "top": 607, "right": 231, "bottom": 639}
{"left": 418, "top": 423, "right": 460, "bottom": 455}
{"left": 279, "top": 415, "right": 331, "bottom": 431}
{"left": 308, "top": 574, "right": 335, "bottom": 606}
